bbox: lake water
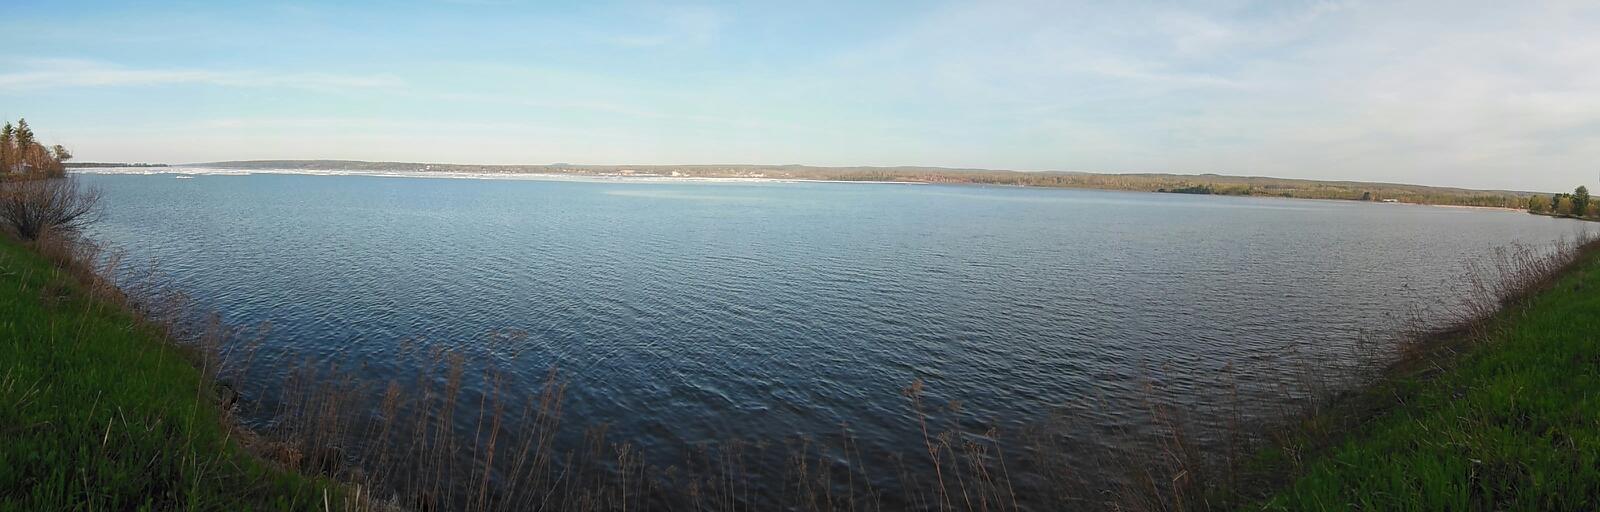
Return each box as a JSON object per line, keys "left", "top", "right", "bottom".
{"left": 77, "top": 170, "right": 1591, "bottom": 505}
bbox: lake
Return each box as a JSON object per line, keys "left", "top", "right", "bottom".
{"left": 76, "top": 169, "right": 1592, "bottom": 506}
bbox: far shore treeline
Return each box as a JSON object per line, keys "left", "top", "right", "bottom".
{"left": 63, "top": 162, "right": 169, "bottom": 168}
{"left": 1529, "top": 185, "right": 1598, "bottom": 220}
{"left": 198, "top": 159, "right": 1551, "bottom": 208}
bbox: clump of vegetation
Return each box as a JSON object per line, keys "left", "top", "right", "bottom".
{"left": 0, "top": 118, "right": 72, "bottom": 177}
{"left": 1155, "top": 184, "right": 1252, "bottom": 195}
{"left": 0, "top": 177, "right": 103, "bottom": 240}
{"left": 1160, "top": 184, "right": 1215, "bottom": 194}
{"left": 1529, "top": 185, "right": 1597, "bottom": 219}
{"left": 0, "top": 119, "right": 102, "bottom": 241}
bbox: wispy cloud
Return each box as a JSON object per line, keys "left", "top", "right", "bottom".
{"left": 0, "top": 59, "right": 403, "bottom": 90}
{"left": 427, "top": 89, "right": 817, "bottom": 133}
{"left": 194, "top": 117, "right": 529, "bottom": 132}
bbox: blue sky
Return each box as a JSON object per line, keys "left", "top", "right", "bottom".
{"left": 2, "top": 0, "right": 1596, "bottom": 191}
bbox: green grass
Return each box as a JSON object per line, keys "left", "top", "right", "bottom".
{"left": 1253, "top": 250, "right": 1600, "bottom": 510}
{"left": 0, "top": 237, "right": 334, "bottom": 511}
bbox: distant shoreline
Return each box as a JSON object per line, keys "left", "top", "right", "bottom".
{"left": 1425, "top": 203, "right": 1526, "bottom": 212}
{"left": 1528, "top": 209, "right": 1600, "bottom": 222}
{"left": 66, "top": 166, "right": 926, "bottom": 186}
{"left": 72, "top": 160, "right": 1543, "bottom": 211}
{"left": 63, "top": 162, "right": 169, "bottom": 168}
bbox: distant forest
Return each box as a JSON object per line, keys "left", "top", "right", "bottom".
{"left": 201, "top": 159, "right": 1540, "bottom": 208}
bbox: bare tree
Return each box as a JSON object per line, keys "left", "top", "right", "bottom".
{"left": 0, "top": 177, "right": 103, "bottom": 240}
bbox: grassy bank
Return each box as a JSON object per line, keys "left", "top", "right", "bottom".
{"left": 1229, "top": 243, "right": 1600, "bottom": 509}
{"left": 0, "top": 236, "right": 334, "bottom": 510}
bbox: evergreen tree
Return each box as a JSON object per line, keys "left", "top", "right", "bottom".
{"left": 14, "top": 118, "right": 33, "bottom": 149}
{"left": 1574, "top": 186, "right": 1591, "bottom": 217}
{"left": 0, "top": 122, "right": 12, "bottom": 173}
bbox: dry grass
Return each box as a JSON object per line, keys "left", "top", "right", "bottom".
{"left": 215, "top": 355, "right": 1022, "bottom": 511}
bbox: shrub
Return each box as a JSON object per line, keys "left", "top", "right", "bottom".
{"left": 0, "top": 177, "right": 103, "bottom": 240}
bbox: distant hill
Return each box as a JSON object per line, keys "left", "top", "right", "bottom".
{"left": 197, "top": 159, "right": 1540, "bottom": 208}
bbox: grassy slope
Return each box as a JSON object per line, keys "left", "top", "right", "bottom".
{"left": 1256, "top": 250, "right": 1600, "bottom": 510}
{"left": 0, "top": 237, "right": 331, "bottom": 511}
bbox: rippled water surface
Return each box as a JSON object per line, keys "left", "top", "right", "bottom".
{"left": 80, "top": 171, "right": 1591, "bottom": 501}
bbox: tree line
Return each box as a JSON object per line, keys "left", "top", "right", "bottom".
{"left": 1528, "top": 186, "right": 1595, "bottom": 219}
{"left": 0, "top": 118, "right": 73, "bottom": 178}
{"left": 822, "top": 170, "right": 1531, "bottom": 207}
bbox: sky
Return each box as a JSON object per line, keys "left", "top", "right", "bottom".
{"left": 1, "top": 0, "right": 1597, "bottom": 192}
